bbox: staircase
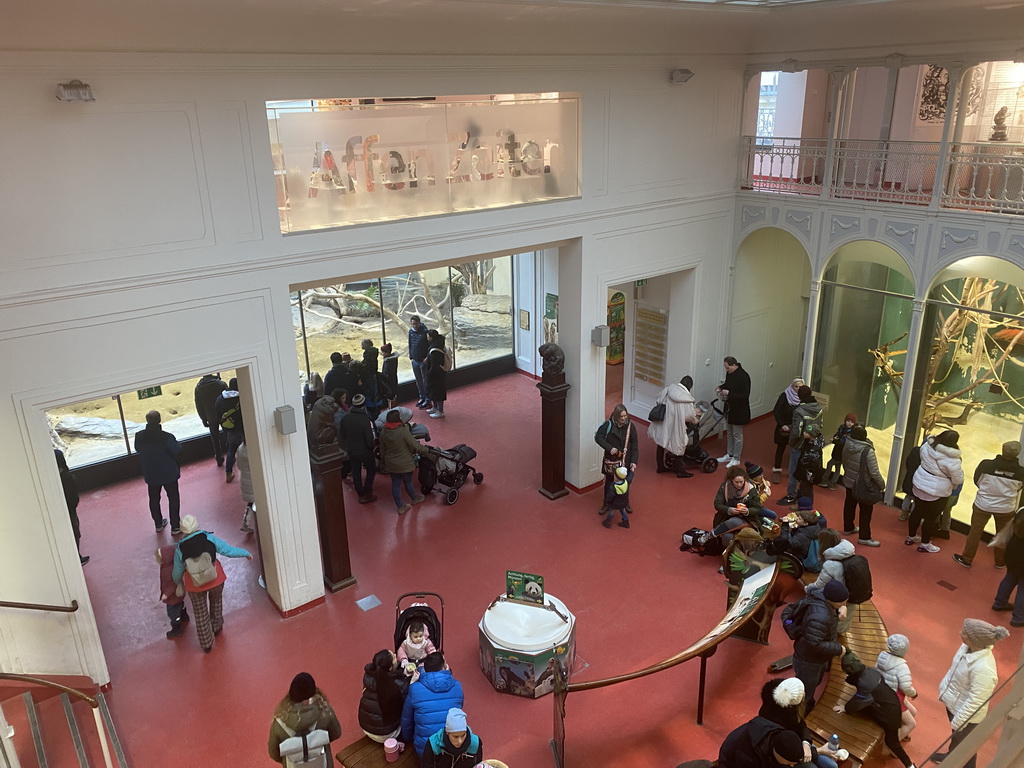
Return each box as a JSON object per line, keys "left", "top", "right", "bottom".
{"left": 0, "top": 687, "right": 127, "bottom": 768}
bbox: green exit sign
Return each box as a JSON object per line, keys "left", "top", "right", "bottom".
{"left": 137, "top": 386, "right": 162, "bottom": 400}
{"left": 635, "top": 279, "right": 648, "bottom": 287}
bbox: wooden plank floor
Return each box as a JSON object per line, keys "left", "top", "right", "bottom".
{"left": 336, "top": 736, "right": 419, "bottom": 768}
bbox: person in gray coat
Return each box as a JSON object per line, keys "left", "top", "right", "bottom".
{"left": 236, "top": 440, "right": 256, "bottom": 533}
{"left": 840, "top": 426, "right": 885, "bottom": 547}
{"left": 134, "top": 410, "right": 181, "bottom": 533}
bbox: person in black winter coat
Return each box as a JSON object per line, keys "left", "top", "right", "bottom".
{"left": 791, "top": 580, "right": 848, "bottom": 712}
{"left": 408, "top": 315, "right": 432, "bottom": 408}
{"left": 193, "top": 373, "right": 227, "bottom": 466}
{"left": 717, "top": 356, "right": 752, "bottom": 467}
{"left": 380, "top": 343, "right": 399, "bottom": 407}
{"left": 134, "top": 410, "right": 182, "bottom": 533}
{"left": 215, "top": 378, "right": 245, "bottom": 483}
{"left": 771, "top": 378, "right": 804, "bottom": 484}
{"left": 358, "top": 649, "right": 409, "bottom": 743}
{"left": 718, "top": 715, "right": 808, "bottom": 768}
{"left": 361, "top": 339, "right": 380, "bottom": 375}
{"left": 834, "top": 652, "right": 914, "bottom": 768}
{"left": 424, "top": 331, "right": 448, "bottom": 419}
{"left": 338, "top": 395, "right": 377, "bottom": 503}
{"left": 595, "top": 404, "right": 640, "bottom": 515}
{"left": 55, "top": 449, "right": 88, "bottom": 564}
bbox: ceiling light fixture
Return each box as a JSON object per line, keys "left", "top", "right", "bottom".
{"left": 670, "top": 69, "right": 695, "bottom": 84}
{"left": 56, "top": 80, "right": 95, "bottom": 102}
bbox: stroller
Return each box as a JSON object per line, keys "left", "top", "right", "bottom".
{"left": 418, "top": 443, "right": 483, "bottom": 505}
{"left": 665, "top": 399, "right": 727, "bottom": 475}
{"left": 395, "top": 591, "right": 444, "bottom": 656}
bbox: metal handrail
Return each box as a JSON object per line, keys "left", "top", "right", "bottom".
{"left": 0, "top": 600, "right": 78, "bottom": 614}
{"left": 0, "top": 674, "right": 115, "bottom": 768}
{"left": 0, "top": 674, "right": 96, "bottom": 708}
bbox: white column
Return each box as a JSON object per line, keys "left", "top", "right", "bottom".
{"left": 884, "top": 298, "right": 926, "bottom": 503}
{"left": 802, "top": 279, "right": 822, "bottom": 384}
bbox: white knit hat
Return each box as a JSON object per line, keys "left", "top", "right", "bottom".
{"left": 773, "top": 677, "right": 805, "bottom": 706}
{"left": 180, "top": 515, "right": 200, "bottom": 535}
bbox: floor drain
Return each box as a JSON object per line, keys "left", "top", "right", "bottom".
{"left": 937, "top": 580, "right": 957, "bottom": 591}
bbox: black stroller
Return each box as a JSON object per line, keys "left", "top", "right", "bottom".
{"left": 418, "top": 443, "right": 482, "bottom": 505}
{"left": 665, "top": 399, "right": 727, "bottom": 474}
{"left": 395, "top": 591, "right": 444, "bottom": 655}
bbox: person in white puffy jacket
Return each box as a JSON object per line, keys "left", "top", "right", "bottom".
{"left": 648, "top": 375, "right": 698, "bottom": 478}
{"left": 937, "top": 619, "right": 1010, "bottom": 768}
{"left": 907, "top": 431, "right": 964, "bottom": 554}
{"left": 876, "top": 633, "right": 918, "bottom": 742}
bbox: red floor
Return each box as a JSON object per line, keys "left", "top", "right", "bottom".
{"left": 59, "top": 372, "right": 1023, "bottom": 766}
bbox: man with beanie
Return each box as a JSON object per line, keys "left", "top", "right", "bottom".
{"left": 834, "top": 651, "right": 914, "bottom": 768}
{"left": 937, "top": 619, "right": 1011, "bottom": 768}
{"left": 133, "top": 410, "right": 181, "bottom": 533}
{"left": 954, "top": 441, "right": 1024, "bottom": 569}
{"left": 779, "top": 386, "right": 823, "bottom": 506}
{"left": 401, "top": 651, "right": 465, "bottom": 755}
{"left": 421, "top": 707, "right": 483, "bottom": 768}
{"left": 718, "top": 714, "right": 812, "bottom": 768}
{"left": 790, "top": 580, "right": 848, "bottom": 712}
{"left": 268, "top": 672, "right": 342, "bottom": 766}
{"left": 338, "top": 393, "right": 377, "bottom": 503}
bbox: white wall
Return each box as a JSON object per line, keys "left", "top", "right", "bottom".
{"left": 0, "top": 51, "right": 743, "bottom": 682}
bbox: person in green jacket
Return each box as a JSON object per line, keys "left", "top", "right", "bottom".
{"left": 379, "top": 409, "right": 429, "bottom": 514}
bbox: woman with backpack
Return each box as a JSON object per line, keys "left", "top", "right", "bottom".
{"left": 171, "top": 514, "right": 252, "bottom": 653}
{"left": 269, "top": 672, "right": 343, "bottom": 766}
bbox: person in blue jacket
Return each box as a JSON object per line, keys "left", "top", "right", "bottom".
{"left": 400, "top": 651, "right": 464, "bottom": 755}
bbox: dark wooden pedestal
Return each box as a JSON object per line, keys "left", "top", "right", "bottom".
{"left": 310, "top": 449, "right": 356, "bottom": 592}
{"left": 537, "top": 372, "right": 571, "bottom": 500}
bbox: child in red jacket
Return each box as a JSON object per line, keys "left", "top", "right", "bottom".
{"left": 156, "top": 544, "right": 189, "bottom": 639}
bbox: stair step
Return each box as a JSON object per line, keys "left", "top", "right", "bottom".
{"left": 96, "top": 694, "right": 128, "bottom": 768}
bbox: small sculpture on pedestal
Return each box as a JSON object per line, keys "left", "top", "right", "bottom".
{"left": 991, "top": 107, "right": 1009, "bottom": 142}
{"left": 307, "top": 394, "right": 340, "bottom": 459}
{"left": 538, "top": 343, "right": 565, "bottom": 378}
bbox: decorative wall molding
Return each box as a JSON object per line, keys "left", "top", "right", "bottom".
{"left": 741, "top": 205, "right": 766, "bottom": 226}
{"left": 829, "top": 215, "right": 860, "bottom": 240}
{"left": 884, "top": 222, "right": 918, "bottom": 248}
{"left": 785, "top": 211, "right": 813, "bottom": 235}
{"left": 1009, "top": 235, "right": 1024, "bottom": 259}
{"left": 939, "top": 227, "right": 978, "bottom": 255}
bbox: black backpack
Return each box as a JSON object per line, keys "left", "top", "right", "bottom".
{"left": 680, "top": 528, "right": 723, "bottom": 557}
{"left": 781, "top": 598, "right": 811, "bottom": 640}
{"left": 843, "top": 554, "right": 873, "bottom": 604}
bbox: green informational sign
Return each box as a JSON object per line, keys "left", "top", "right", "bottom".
{"left": 635, "top": 278, "right": 647, "bottom": 287}
{"left": 506, "top": 570, "right": 545, "bottom": 605}
{"left": 137, "top": 386, "right": 162, "bottom": 400}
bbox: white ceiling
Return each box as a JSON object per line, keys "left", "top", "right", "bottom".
{"left": 4, "top": 0, "right": 1024, "bottom": 59}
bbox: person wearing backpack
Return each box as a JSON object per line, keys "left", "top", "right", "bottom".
{"left": 787, "top": 580, "right": 848, "bottom": 711}
{"left": 193, "top": 373, "right": 227, "bottom": 467}
{"left": 779, "top": 386, "right": 823, "bottom": 506}
{"left": 840, "top": 425, "right": 885, "bottom": 548}
{"left": 805, "top": 539, "right": 872, "bottom": 634}
{"left": 171, "top": 514, "right": 252, "bottom": 653}
{"left": 268, "top": 672, "right": 342, "bottom": 767}
{"left": 424, "top": 330, "right": 449, "bottom": 419}
{"left": 215, "top": 377, "right": 245, "bottom": 484}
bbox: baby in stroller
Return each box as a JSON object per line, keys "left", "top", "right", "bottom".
{"left": 397, "top": 620, "right": 437, "bottom": 680}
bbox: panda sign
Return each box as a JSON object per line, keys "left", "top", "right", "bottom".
{"left": 506, "top": 570, "right": 545, "bottom": 605}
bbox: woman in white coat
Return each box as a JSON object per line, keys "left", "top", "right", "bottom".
{"left": 907, "top": 431, "right": 964, "bottom": 554}
{"left": 648, "top": 375, "right": 698, "bottom": 478}
{"left": 937, "top": 619, "right": 1010, "bottom": 768}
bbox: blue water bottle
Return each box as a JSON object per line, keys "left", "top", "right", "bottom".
{"left": 828, "top": 734, "right": 840, "bottom": 752}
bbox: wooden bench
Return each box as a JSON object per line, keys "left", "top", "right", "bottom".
{"left": 804, "top": 600, "right": 890, "bottom": 766}
{"left": 336, "top": 736, "right": 419, "bottom": 768}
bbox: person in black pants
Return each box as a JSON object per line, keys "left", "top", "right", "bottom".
{"left": 193, "top": 373, "right": 227, "bottom": 466}
{"left": 55, "top": 449, "right": 88, "bottom": 564}
{"left": 834, "top": 652, "right": 914, "bottom": 768}
{"left": 133, "top": 410, "right": 182, "bottom": 533}
{"left": 840, "top": 425, "right": 885, "bottom": 547}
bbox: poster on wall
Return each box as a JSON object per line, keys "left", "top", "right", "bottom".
{"left": 606, "top": 292, "right": 626, "bottom": 365}
{"left": 544, "top": 293, "right": 559, "bottom": 344}
{"left": 633, "top": 305, "right": 667, "bottom": 388}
